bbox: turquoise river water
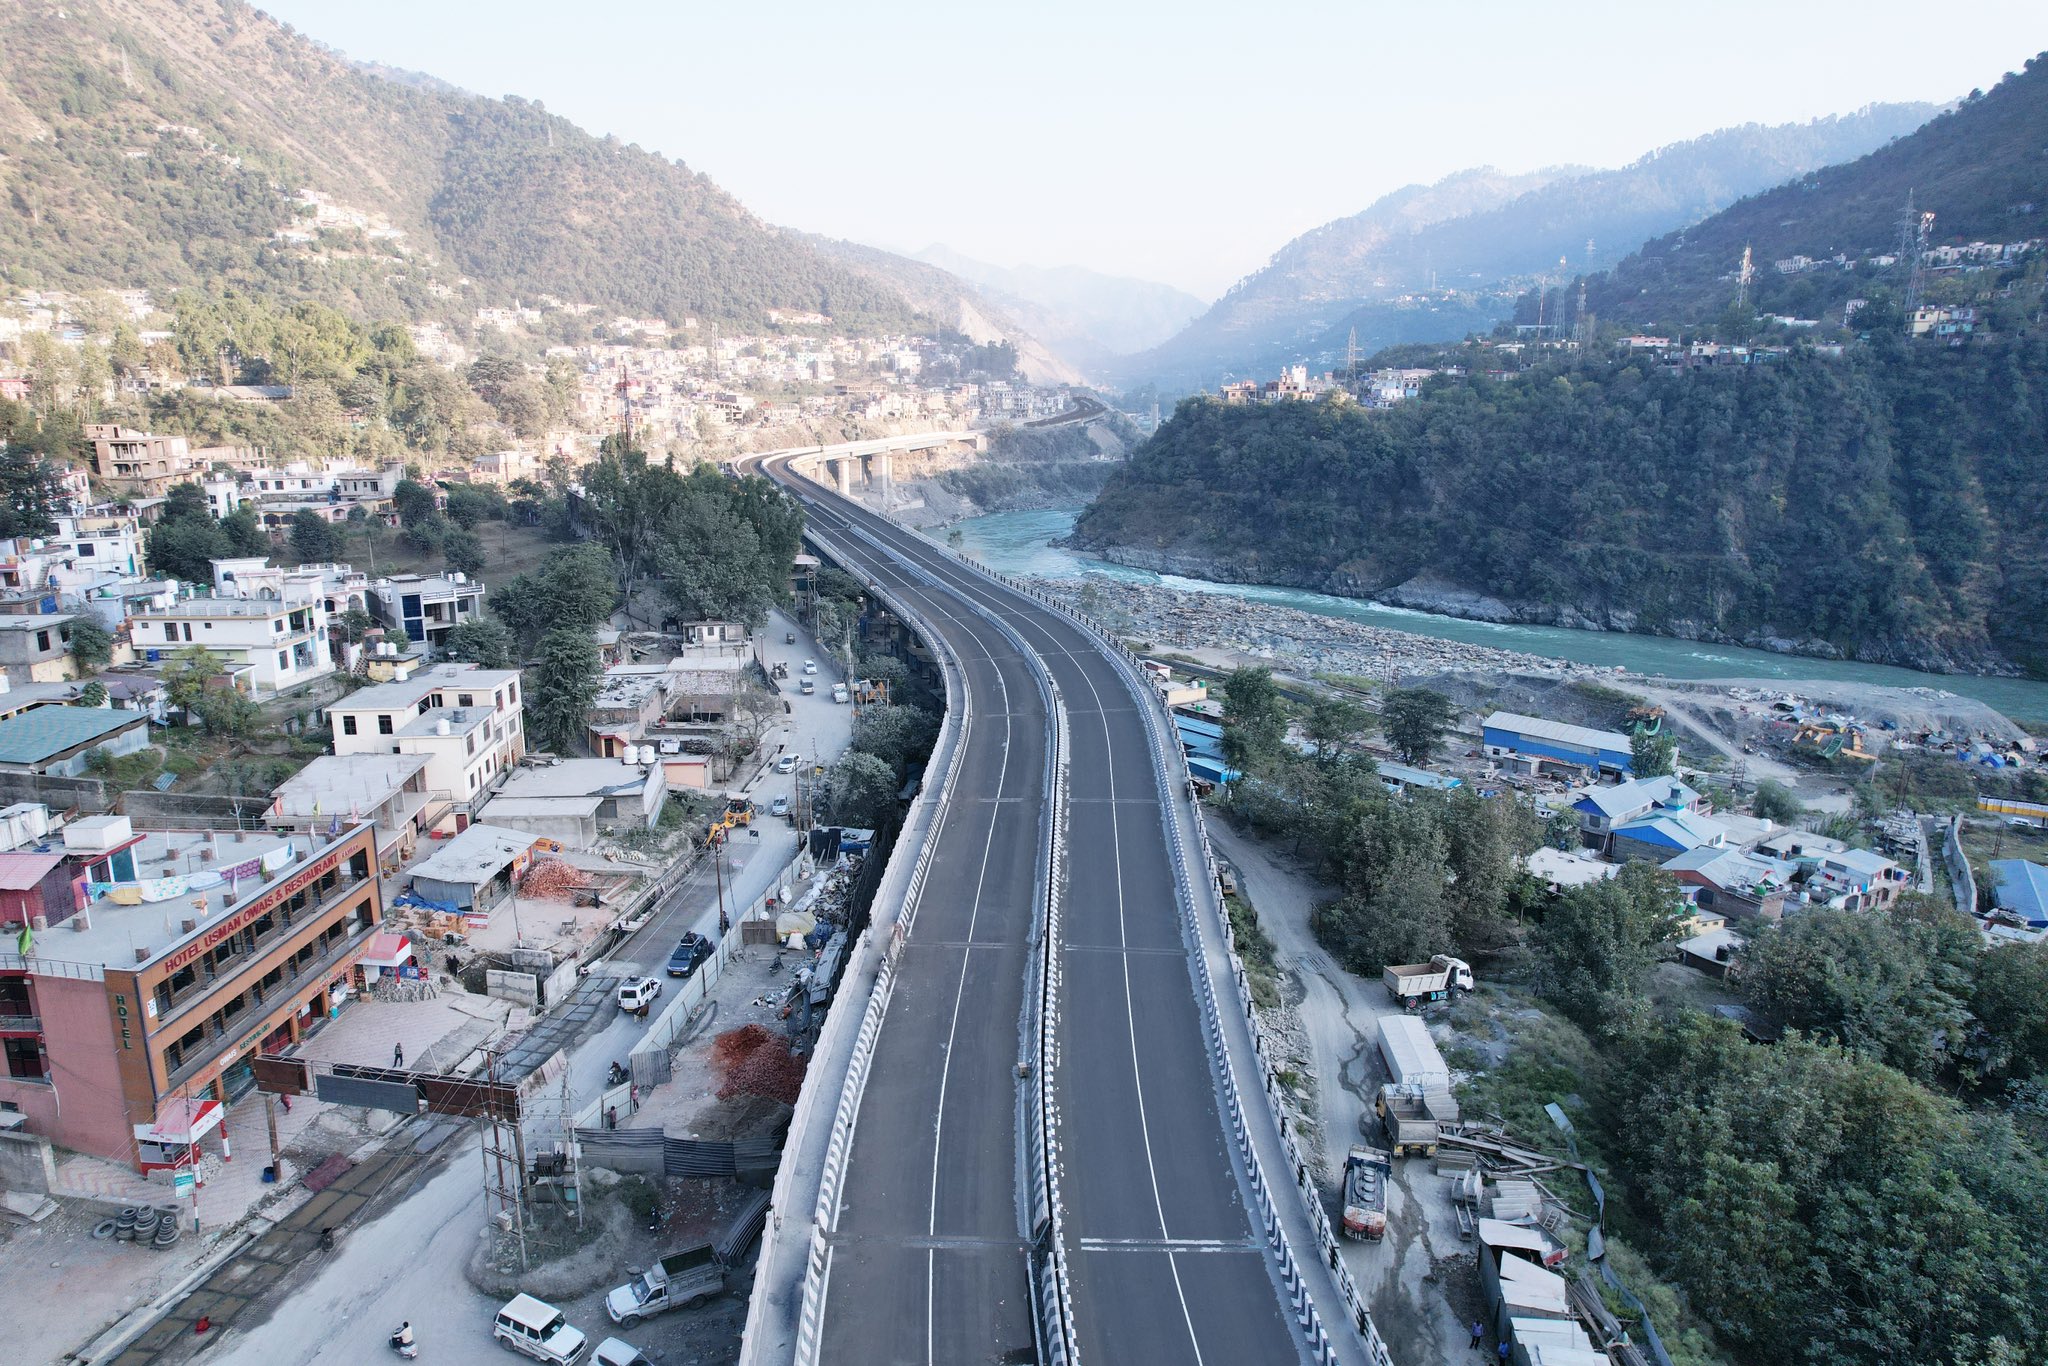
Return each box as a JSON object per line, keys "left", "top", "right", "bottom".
{"left": 946, "top": 507, "right": 2048, "bottom": 724}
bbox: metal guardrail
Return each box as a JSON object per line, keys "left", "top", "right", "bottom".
{"left": 776, "top": 520, "right": 975, "bottom": 1366}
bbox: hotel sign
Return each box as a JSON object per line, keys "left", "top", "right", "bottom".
{"left": 159, "top": 849, "right": 343, "bottom": 975}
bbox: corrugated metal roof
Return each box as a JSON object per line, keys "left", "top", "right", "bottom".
{"left": 0, "top": 850, "right": 65, "bottom": 889}
{"left": 1990, "top": 859, "right": 2048, "bottom": 925}
{"left": 1483, "top": 711, "right": 1631, "bottom": 755}
{"left": 0, "top": 707, "right": 144, "bottom": 765}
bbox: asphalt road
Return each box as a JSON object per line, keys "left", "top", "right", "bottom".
{"left": 775, "top": 469, "right": 1304, "bottom": 1365}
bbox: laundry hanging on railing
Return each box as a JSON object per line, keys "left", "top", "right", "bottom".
{"left": 84, "top": 847, "right": 286, "bottom": 904}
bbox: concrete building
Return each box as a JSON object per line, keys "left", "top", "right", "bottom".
{"left": 1661, "top": 846, "right": 1794, "bottom": 921}
{"left": 366, "top": 573, "right": 485, "bottom": 651}
{"left": 0, "top": 706, "right": 150, "bottom": 776}
{"left": 0, "top": 614, "right": 81, "bottom": 683}
{"left": 0, "top": 820, "right": 383, "bottom": 1169}
{"left": 405, "top": 823, "right": 538, "bottom": 919}
{"left": 481, "top": 757, "right": 666, "bottom": 848}
{"left": 1572, "top": 775, "right": 1706, "bottom": 855}
{"left": 1524, "top": 847, "right": 1618, "bottom": 895}
{"left": 1807, "top": 848, "right": 1909, "bottom": 911}
{"left": 130, "top": 596, "right": 333, "bottom": 696}
{"left": 85, "top": 424, "right": 197, "bottom": 495}
{"left": 1483, "top": 712, "right": 1633, "bottom": 779}
{"left": 268, "top": 753, "right": 444, "bottom": 867}
{"left": 328, "top": 665, "right": 525, "bottom": 816}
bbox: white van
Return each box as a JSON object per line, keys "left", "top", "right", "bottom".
{"left": 494, "top": 1294, "right": 589, "bottom": 1364}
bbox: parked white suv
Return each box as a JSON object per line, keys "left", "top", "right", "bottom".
{"left": 493, "top": 1294, "right": 588, "bottom": 1364}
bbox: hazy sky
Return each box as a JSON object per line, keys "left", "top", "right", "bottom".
{"left": 260, "top": 0, "right": 2048, "bottom": 299}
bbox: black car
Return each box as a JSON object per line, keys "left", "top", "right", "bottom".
{"left": 665, "top": 932, "right": 714, "bottom": 977}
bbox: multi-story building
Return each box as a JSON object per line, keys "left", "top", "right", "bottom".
{"left": 85, "top": 424, "right": 198, "bottom": 495}
{"left": 0, "top": 613, "right": 85, "bottom": 684}
{"left": 365, "top": 574, "right": 485, "bottom": 652}
{"left": 0, "top": 818, "right": 384, "bottom": 1169}
{"left": 328, "top": 664, "right": 525, "bottom": 816}
{"left": 130, "top": 596, "right": 333, "bottom": 696}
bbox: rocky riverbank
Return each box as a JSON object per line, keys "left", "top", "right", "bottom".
{"left": 1036, "top": 576, "right": 1603, "bottom": 682}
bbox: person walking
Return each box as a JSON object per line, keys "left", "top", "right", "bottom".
{"left": 1498, "top": 1340, "right": 1512, "bottom": 1362}
{"left": 279, "top": 1094, "right": 291, "bottom": 1113}
{"left": 392, "top": 1042, "right": 404, "bottom": 1069}
{"left": 605, "top": 1106, "right": 618, "bottom": 1131}
{"left": 1470, "top": 1321, "right": 1485, "bottom": 1351}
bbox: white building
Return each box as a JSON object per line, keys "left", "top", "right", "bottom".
{"left": 328, "top": 664, "right": 525, "bottom": 816}
{"left": 366, "top": 574, "right": 486, "bottom": 652}
{"left": 130, "top": 595, "right": 334, "bottom": 696}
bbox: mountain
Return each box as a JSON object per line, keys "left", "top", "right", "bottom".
{"left": 801, "top": 238, "right": 1086, "bottom": 385}
{"left": 1116, "top": 105, "right": 1939, "bottom": 392}
{"left": 910, "top": 245, "right": 1205, "bottom": 372}
{"left": 1581, "top": 56, "right": 2048, "bottom": 326}
{"left": 1072, "top": 327, "right": 2048, "bottom": 677}
{"left": 0, "top": 0, "right": 920, "bottom": 330}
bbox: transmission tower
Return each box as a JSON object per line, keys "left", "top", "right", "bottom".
{"left": 479, "top": 1049, "right": 530, "bottom": 1270}
{"left": 1896, "top": 192, "right": 1935, "bottom": 323}
{"left": 1735, "top": 244, "right": 1755, "bottom": 309}
{"left": 1574, "top": 280, "right": 1590, "bottom": 347}
{"left": 1345, "top": 327, "right": 1360, "bottom": 387}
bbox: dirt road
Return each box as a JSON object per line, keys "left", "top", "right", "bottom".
{"left": 1206, "top": 820, "right": 1476, "bottom": 1366}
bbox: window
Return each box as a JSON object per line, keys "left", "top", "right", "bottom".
{"left": 465, "top": 735, "right": 475, "bottom": 755}
{"left": 377, "top": 715, "right": 394, "bottom": 735}
{"left": 3, "top": 1038, "right": 45, "bottom": 1080}
{"left": 342, "top": 716, "right": 358, "bottom": 736}
{"left": 457, "top": 694, "right": 474, "bottom": 708}
{"left": 508, "top": 683, "right": 518, "bottom": 705}
{"left": 77, "top": 541, "right": 94, "bottom": 557}
{"left": 34, "top": 631, "right": 49, "bottom": 652}
{"left": 278, "top": 651, "right": 290, "bottom": 672}
{"left": 183, "top": 624, "right": 193, "bottom": 642}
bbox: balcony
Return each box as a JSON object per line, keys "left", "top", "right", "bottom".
{"left": 155, "top": 872, "right": 374, "bottom": 1027}
{"left": 0, "top": 1013, "right": 42, "bottom": 1036}
{"left": 164, "top": 926, "right": 371, "bottom": 1091}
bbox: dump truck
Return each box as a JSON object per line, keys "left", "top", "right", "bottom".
{"left": 605, "top": 1244, "right": 725, "bottom": 1325}
{"left": 1340, "top": 1145, "right": 1392, "bottom": 1240}
{"left": 1383, "top": 954, "right": 1474, "bottom": 1006}
{"left": 1375, "top": 1083, "right": 1462, "bottom": 1158}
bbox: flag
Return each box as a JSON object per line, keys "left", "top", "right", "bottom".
{"left": 16, "top": 924, "right": 31, "bottom": 957}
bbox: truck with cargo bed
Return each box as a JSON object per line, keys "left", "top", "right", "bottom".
{"left": 605, "top": 1244, "right": 724, "bottom": 1325}
{"left": 1374, "top": 1015, "right": 1461, "bottom": 1156}
{"left": 1383, "top": 954, "right": 1474, "bottom": 1006}
{"left": 1340, "top": 1145, "right": 1392, "bottom": 1240}
{"left": 1378, "top": 1016, "right": 1451, "bottom": 1091}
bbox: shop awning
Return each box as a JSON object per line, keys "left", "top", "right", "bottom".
{"left": 360, "top": 931, "right": 413, "bottom": 969}
{"left": 135, "top": 1097, "right": 224, "bottom": 1144}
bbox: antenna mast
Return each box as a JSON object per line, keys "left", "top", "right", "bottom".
{"left": 1735, "top": 244, "right": 1755, "bottom": 309}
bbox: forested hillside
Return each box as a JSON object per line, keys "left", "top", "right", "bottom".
{"left": 0, "top": 0, "right": 920, "bottom": 329}
{"left": 1115, "top": 106, "right": 1936, "bottom": 392}
{"left": 1581, "top": 55, "right": 2048, "bottom": 326}
{"left": 1072, "top": 329, "right": 2048, "bottom": 676}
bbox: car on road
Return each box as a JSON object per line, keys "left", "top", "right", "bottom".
{"left": 493, "top": 1294, "right": 588, "bottom": 1364}
{"left": 665, "top": 932, "right": 714, "bottom": 978}
{"left": 616, "top": 976, "right": 662, "bottom": 1014}
{"left": 802, "top": 659, "right": 818, "bottom": 675}
{"left": 594, "top": 1339, "right": 654, "bottom": 1366}
{"left": 770, "top": 794, "right": 791, "bottom": 817}
{"left": 775, "top": 753, "right": 800, "bottom": 774}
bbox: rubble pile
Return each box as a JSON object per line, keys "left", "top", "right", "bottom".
{"left": 519, "top": 858, "right": 587, "bottom": 900}
{"left": 710, "top": 1024, "right": 807, "bottom": 1105}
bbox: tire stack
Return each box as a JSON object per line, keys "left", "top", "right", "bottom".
{"left": 89, "top": 1204, "right": 183, "bottom": 1249}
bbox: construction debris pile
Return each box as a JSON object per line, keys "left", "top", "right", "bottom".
{"left": 710, "top": 1024, "right": 807, "bottom": 1106}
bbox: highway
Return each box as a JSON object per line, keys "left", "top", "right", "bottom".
{"left": 764, "top": 457, "right": 1308, "bottom": 1365}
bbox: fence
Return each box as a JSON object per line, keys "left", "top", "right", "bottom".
{"left": 117, "top": 790, "right": 273, "bottom": 829}
{"left": 572, "top": 1129, "right": 781, "bottom": 1181}
{"left": 1547, "top": 1111, "right": 1677, "bottom": 1366}
{"left": 1944, "top": 814, "right": 1978, "bottom": 914}
{"left": 0, "top": 771, "right": 107, "bottom": 813}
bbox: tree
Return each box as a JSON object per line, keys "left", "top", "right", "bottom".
{"left": 494, "top": 544, "right": 617, "bottom": 642}
{"left": 855, "top": 652, "right": 908, "bottom": 697}
{"left": 445, "top": 484, "right": 505, "bottom": 529}
{"left": 66, "top": 617, "right": 112, "bottom": 670}
{"left": 221, "top": 506, "right": 269, "bottom": 557}
{"left": 849, "top": 704, "right": 939, "bottom": 773}
{"left": 1532, "top": 861, "right": 1683, "bottom": 1026}
{"left": 443, "top": 526, "right": 487, "bottom": 578}
{"left": 1218, "top": 667, "right": 1287, "bottom": 779}
{"left": 162, "top": 646, "right": 255, "bottom": 735}
{"left": 1973, "top": 942, "right": 2048, "bottom": 1088}
{"left": 0, "top": 447, "right": 59, "bottom": 540}
{"left": 289, "top": 510, "right": 343, "bottom": 564}
{"left": 1631, "top": 727, "right": 1678, "bottom": 778}
{"left": 445, "top": 616, "right": 517, "bottom": 670}
{"left": 1751, "top": 778, "right": 1803, "bottom": 824}
{"left": 1740, "top": 896, "right": 1980, "bottom": 1081}
{"left": 392, "top": 478, "right": 439, "bottom": 528}
{"left": 76, "top": 680, "right": 108, "bottom": 708}
{"left": 525, "top": 628, "right": 601, "bottom": 755}
{"left": 329, "top": 607, "right": 375, "bottom": 651}
{"left": 823, "top": 751, "right": 897, "bottom": 828}
{"left": 1380, "top": 687, "right": 1456, "bottom": 765}
{"left": 1302, "top": 694, "right": 1372, "bottom": 768}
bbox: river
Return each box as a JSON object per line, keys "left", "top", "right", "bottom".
{"left": 947, "top": 507, "right": 2048, "bottom": 724}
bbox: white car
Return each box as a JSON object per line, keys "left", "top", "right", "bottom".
{"left": 593, "top": 1340, "right": 653, "bottom": 1366}
{"left": 770, "top": 794, "right": 791, "bottom": 817}
{"left": 802, "top": 659, "right": 818, "bottom": 675}
{"left": 494, "top": 1294, "right": 588, "bottom": 1364}
{"left": 775, "top": 753, "right": 800, "bottom": 774}
{"left": 616, "top": 977, "right": 662, "bottom": 1014}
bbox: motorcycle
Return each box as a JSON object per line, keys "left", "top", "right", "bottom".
{"left": 389, "top": 1324, "right": 418, "bottom": 1360}
{"left": 606, "top": 1060, "right": 628, "bottom": 1087}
